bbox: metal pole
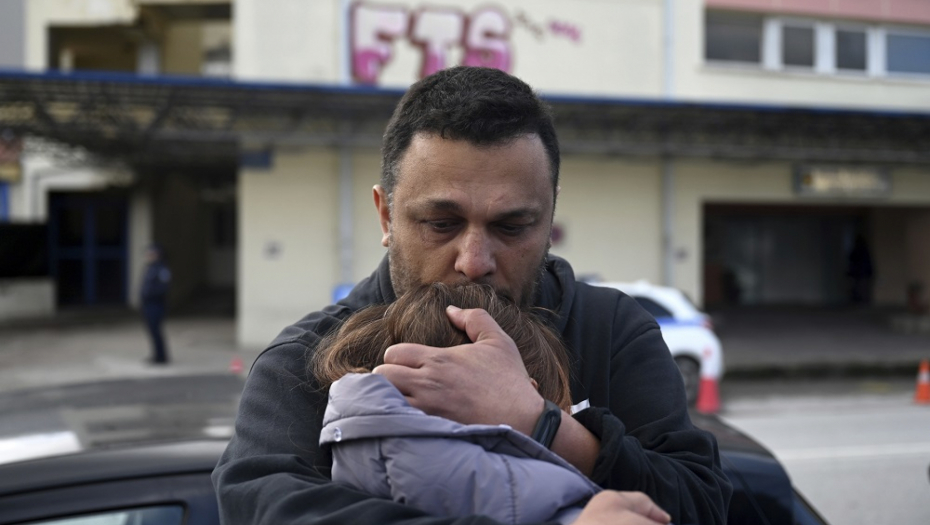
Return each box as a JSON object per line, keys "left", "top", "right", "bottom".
{"left": 663, "top": 0, "right": 675, "bottom": 99}
{"left": 340, "top": 0, "right": 352, "bottom": 85}
{"left": 338, "top": 145, "right": 354, "bottom": 285}
{"left": 662, "top": 158, "right": 675, "bottom": 287}
{"left": 662, "top": 0, "right": 676, "bottom": 287}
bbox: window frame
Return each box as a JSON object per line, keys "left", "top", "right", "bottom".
{"left": 832, "top": 22, "right": 870, "bottom": 75}
{"left": 704, "top": 10, "right": 766, "bottom": 67}
{"left": 704, "top": 9, "right": 930, "bottom": 82}
{"left": 767, "top": 17, "right": 820, "bottom": 72}
{"left": 883, "top": 24, "right": 930, "bottom": 78}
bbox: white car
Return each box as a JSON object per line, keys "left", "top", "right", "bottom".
{"left": 590, "top": 281, "right": 724, "bottom": 406}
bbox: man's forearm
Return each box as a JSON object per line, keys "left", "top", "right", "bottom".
{"left": 550, "top": 410, "right": 600, "bottom": 477}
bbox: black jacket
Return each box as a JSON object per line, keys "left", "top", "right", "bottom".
{"left": 140, "top": 261, "right": 170, "bottom": 304}
{"left": 212, "top": 255, "right": 732, "bottom": 524}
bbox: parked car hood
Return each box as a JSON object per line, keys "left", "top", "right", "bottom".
{"left": 0, "top": 374, "right": 243, "bottom": 466}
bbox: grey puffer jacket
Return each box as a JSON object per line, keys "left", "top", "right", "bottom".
{"left": 320, "top": 373, "right": 600, "bottom": 524}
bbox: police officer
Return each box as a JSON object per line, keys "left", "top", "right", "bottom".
{"left": 141, "top": 244, "right": 171, "bottom": 364}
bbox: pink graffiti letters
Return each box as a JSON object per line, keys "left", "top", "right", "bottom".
{"left": 350, "top": 1, "right": 512, "bottom": 84}
{"left": 351, "top": 3, "right": 409, "bottom": 84}
{"left": 548, "top": 20, "right": 581, "bottom": 43}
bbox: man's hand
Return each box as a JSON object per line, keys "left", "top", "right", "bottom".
{"left": 574, "top": 491, "right": 672, "bottom": 525}
{"left": 372, "top": 305, "right": 543, "bottom": 435}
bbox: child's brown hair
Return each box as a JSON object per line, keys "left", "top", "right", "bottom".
{"left": 311, "top": 282, "right": 572, "bottom": 411}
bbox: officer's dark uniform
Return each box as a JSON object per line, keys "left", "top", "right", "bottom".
{"left": 141, "top": 254, "right": 171, "bottom": 364}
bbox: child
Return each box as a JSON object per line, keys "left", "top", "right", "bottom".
{"left": 312, "top": 283, "right": 599, "bottom": 524}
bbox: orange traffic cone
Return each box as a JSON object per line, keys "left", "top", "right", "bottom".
{"left": 229, "top": 357, "right": 244, "bottom": 375}
{"left": 696, "top": 376, "right": 721, "bottom": 414}
{"left": 915, "top": 359, "right": 930, "bottom": 405}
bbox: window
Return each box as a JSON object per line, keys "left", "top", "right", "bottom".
{"left": 782, "top": 25, "right": 815, "bottom": 67}
{"left": 704, "top": 9, "right": 930, "bottom": 80}
{"left": 705, "top": 11, "right": 763, "bottom": 63}
{"left": 887, "top": 31, "right": 930, "bottom": 74}
{"left": 836, "top": 29, "right": 867, "bottom": 71}
{"left": 633, "top": 297, "right": 674, "bottom": 320}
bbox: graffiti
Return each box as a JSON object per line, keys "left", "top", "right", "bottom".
{"left": 514, "top": 11, "right": 545, "bottom": 40}
{"left": 351, "top": 2, "right": 511, "bottom": 84}
{"left": 351, "top": 4, "right": 409, "bottom": 85}
{"left": 549, "top": 20, "right": 581, "bottom": 43}
{"left": 514, "top": 10, "right": 582, "bottom": 44}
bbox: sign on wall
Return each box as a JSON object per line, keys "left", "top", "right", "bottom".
{"left": 795, "top": 165, "right": 892, "bottom": 198}
{"left": 0, "top": 135, "right": 22, "bottom": 183}
{"left": 350, "top": 1, "right": 583, "bottom": 85}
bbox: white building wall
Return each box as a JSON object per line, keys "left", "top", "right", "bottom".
{"left": 233, "top": 0, "right": 665, "bottom": 97}
{"left": 550, "top": 156, "right": 663, "bottom": 284}
{"left": 228, "top": 0, "right": 930, "bottom": 343}
{"left": 238, "top": 148, "right": 340, "bottom": 348}
{"left": 234, "top": 0, "right": 342, "bottom": 83}
{"left": 350, "top": 149, "right": 388, "bottom": 282}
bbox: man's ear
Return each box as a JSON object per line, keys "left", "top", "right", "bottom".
{"left": 373, "top": 185, "right": 391, "bottom": 247}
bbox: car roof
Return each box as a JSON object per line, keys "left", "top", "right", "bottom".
{"left": 589, "top": 281, "right": 702, "bottom": 319}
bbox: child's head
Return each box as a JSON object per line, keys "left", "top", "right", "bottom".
{"left": 312, "top": 282, "right": 572, "bottom": 411}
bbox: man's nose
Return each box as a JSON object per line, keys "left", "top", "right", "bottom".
{"left": 454, "top": 229, "right": 496, "bottom": 281}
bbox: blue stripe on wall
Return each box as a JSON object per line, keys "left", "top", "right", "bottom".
{"left": 0, "top": 182, "right": 9, "bottom": 221}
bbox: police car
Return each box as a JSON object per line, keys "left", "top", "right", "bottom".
{"left": 590, "top": 280, "right": 724, "bottom": 407}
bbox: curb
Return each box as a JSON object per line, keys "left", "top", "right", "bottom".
{"left": 725, "top": 361, "right": 923, "bottom": 380}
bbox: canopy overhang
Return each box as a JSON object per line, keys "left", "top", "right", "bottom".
{"left": 2, "top": 69, "right": 930, "bottom": 170}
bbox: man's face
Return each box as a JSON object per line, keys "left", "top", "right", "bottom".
{"left": 375, "top": 133, "right": 555, "bottom": 307}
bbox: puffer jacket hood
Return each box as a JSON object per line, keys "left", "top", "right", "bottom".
{"left": 321, "top": 373, "right": 600, "bottom": 524}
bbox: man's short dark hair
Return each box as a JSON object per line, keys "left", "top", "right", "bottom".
{"left": 381, "top": 66, "right": 560, "bottom": 202}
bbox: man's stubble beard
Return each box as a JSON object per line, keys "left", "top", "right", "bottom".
{"left": 387, "top": 236, "right": 550, "bottom": 309}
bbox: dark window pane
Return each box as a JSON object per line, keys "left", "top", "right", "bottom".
{"left": 0, "top": 224, "right": 49, "bottom": 277}
{"left": 783, "top": 26, "right": 815, "bottom": 67}
{"left": 95, "top": 258, "right": 125, "bottom": 304}
{"left": 57, "top": 259, "right": 84, "bottom": 305}
{"left": 836, "top": 30, "right": 867, "bottom": 70}
{"left": 95, "top": 205, "right": 125, "bottom": 248}
{"left": 705, "top": 11, "right": 763, "bottom": 63}
{"left": 213, "top": 202, "right": 237, "bottom": 248}
{"left": 887, "top": 33, "right": 930, "bottom": 74}
{"left": 634, "top": 297, "right": 674, "bottom": 319}
{"left": 57, "top": 206, "right": 85, "bottom": 248}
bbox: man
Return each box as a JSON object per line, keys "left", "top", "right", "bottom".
{"left": 213, "top": 67, "right": 731, "bottom": 524}
{"left": 140, "top": 244, "right": 171, "bottom": 365}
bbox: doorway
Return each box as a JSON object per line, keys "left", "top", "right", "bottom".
{"left": 48, "top": 191, "right": 129, "bottom": 306}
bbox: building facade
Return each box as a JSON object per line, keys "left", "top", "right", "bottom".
{"left": 1, "top": 0, "right": 929, "bottom": 348}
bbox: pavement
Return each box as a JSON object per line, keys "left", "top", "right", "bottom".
{"left": 0, "top": 310, "right": 262, "bottom": 394}
{"left": 1, "top": 305, "right": 929, "bottom": 394}
{"left": 711, "top": 306, "right": 930, "bottom": 378}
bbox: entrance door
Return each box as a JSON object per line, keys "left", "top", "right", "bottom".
{"left": 49, "top": 192, "right": 128, "bottom": 306}
{"left": 704, "top": 204, "right": 869, "bottom": 308}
